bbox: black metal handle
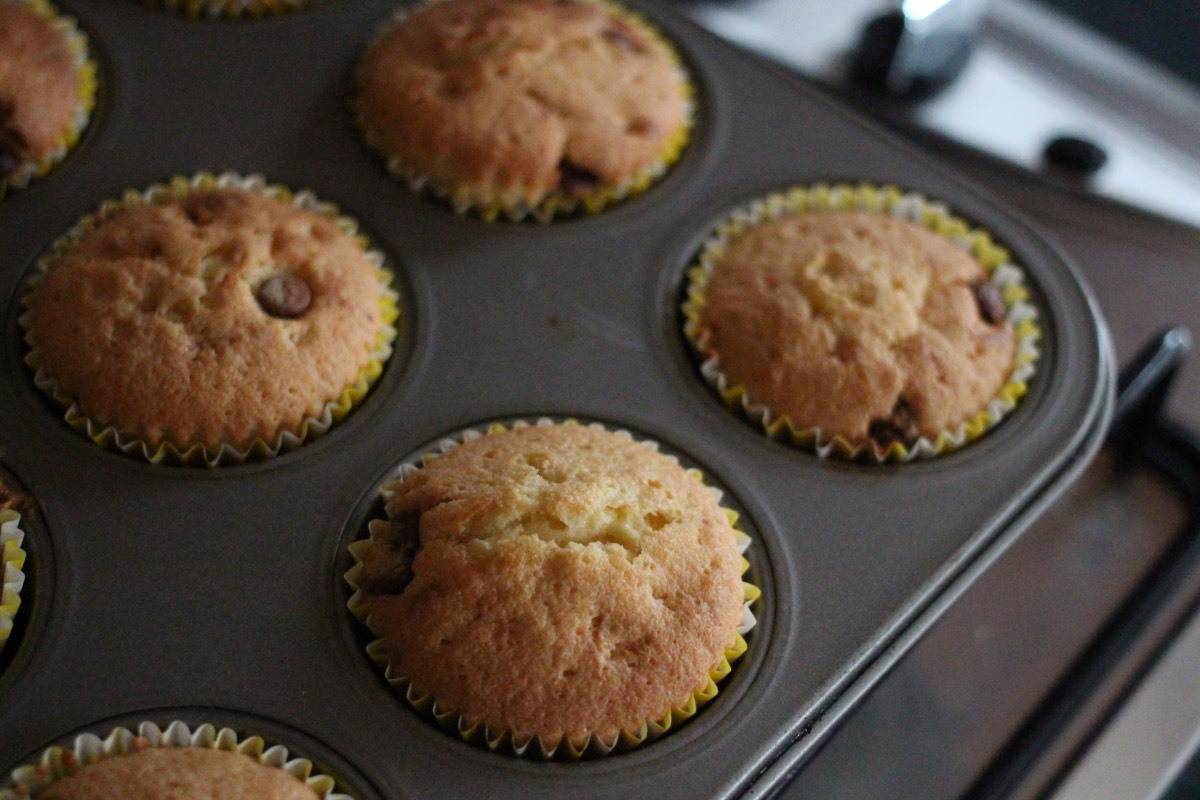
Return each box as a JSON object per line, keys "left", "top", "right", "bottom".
{"left": 1110, "top": 327, "right": 1193, "bottom": 452}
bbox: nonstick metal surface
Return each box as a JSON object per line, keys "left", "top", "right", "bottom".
{"left": 0, "top": 2, "right": 1113, "bottom": 798}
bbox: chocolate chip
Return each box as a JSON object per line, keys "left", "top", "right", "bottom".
{"left": 0, "top": 481, "right": 30, "bottom": 515}
{"left": 627, "top": 116, "right": 654, "bottom": 135}
{"left": 601, "top": 25, "right": 645, "bottom": 54}
{"left": 973, "top": 281, "right": 1007, "bottom": 325}
{"left": 183, "top": 192, "right": 236, "bottom": 226}
{"left": 0, "top": 145, "right": 20, "bottom": 178}
{"left": 0, "top": 98, "right": 29, "bottom": 179}
{"left": 868, "top": 397, "right": 920, "bottom": 449}
{"left": 255, "top": 274, "right": 312, "bottom": 319}
{"left": 558, "top": 159, "right": 602, "bottom": 195}
{"left": 367, "top": 511, "right": 421, "bottom": 595}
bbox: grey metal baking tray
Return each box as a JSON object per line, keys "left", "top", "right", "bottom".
{"left": 0, "top": 2, "right": 1113, "bottom": 797}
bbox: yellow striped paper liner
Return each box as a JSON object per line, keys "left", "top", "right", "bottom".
{"left": 20, "top": 172, "right": 400, "bottom": 467}
{"left": 356, "top": 0, "right": 695, "bottom": 223}
{"left": 682, "top": 183, "right": 1042, "bottom": 463}
{"left": 344, "top": 417, "right": 761, "bottom": 759}
{"left": 0, "top": 509, "right": 26, "bottom": 650}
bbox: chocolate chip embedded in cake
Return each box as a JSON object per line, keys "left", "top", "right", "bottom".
{"left": 256, "top": 274, "right": 313, "bottom": 319}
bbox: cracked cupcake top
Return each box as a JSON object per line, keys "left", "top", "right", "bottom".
{"left": 356, "top": 0, "right": 689, "bottom": 210}
{"left": 698, "top": 211, "right": 1016, "bottom": 448}
{"left": 33, "top": 747, "right": 317, "bottom": 800}
{"left": 28, "top": 188, "right": 387, "bottom": 451}
{"left": 0, "top": 1, "right": 83, "bottom": 178}
{"left": 357, "top": 423, "right": 745, "bottom": 742}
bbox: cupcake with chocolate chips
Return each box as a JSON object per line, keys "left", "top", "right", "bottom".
{"left": 21, "top": 174, "right": 398, "bottom": 466}
{"left": 346, "top": 421, "right": 758, "bottom": 758}
{"left": 0, "top": 0, "right": 96, "bottom": 196}
{"left": 684, "top": 185, "right": 1040, "bottom": 461}
{"left": 356, "top": 0, "right": 693, "bottom": 221}
{"left": 0, "top": 720, "right": 352, "bottom": 800}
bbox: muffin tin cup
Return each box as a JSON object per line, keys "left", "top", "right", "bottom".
{"left": 0, "top": 719, "right": 353, "bottom": 799}
{"left": 18, "top": 171, "right": 401, "bottom": 467}
{"left": 681, "top": 182, "right": 1042, "bottom": 463}
{"left": 0, "top": 509, "right": 26, "bottom": 652}
{"left": 0, "top": 0, "right": 97, "bottom": 200}
{"left": 355, "top": 0, "right": 696, "bottom": 223}
{"left": 343, "top": 416, "right": 761, "bottom": 760}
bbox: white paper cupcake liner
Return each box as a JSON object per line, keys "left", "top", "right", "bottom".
{"left": 356, "top": 0, "right": 695, "bottom": 223}
{"left": 344, "top": 416, "right": 760, "bottom": 759}
{"left": 1, "top": 0, "right": 96, "bottom": 196}
{"left": 0, "top": 720, "right": 353, "bottom": 799}
{"left": 682, "top": 183, "right": 1042, "bottom": 463}
{"left": 0, "top": 509, "right": 26, "bottom": 649}
{"left": 19, "top": 172, "right": 400, "bottom": 467}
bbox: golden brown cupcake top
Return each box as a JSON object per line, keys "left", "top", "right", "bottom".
{"left": 0, "top": 1, "right": 81, "bottom": 175}
{"left": 28, "top": 188, "right": 387, "bottom": 451}
{"left": 357, "top": 424, "right": 745, "bottom": 743}
{"left": 357, "top": 0, "right": 688, "bottom": 208}
{"left": 34, "top": 746, "right": 318, "bottom": 800}
{"left": 698, "top": 211, "right": 1015, "bottom": 447}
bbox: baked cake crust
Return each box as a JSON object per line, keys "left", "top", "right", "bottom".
{"left": 0, "top": 1, "right": 81, "bottom": 170}
{"left": 29, "top": 189, "right": 386, "bottom": 450}
{"left": 698, "top": 211, "right": 1016, "bottom": 445}
{"left": 357, "top": 0, "right": 688, "bottom": 206}
{"left": 34, "top": 747, "right": 317, "bottom": 800}
{"left": 358, "top": 424, "right": 745, "bottom": 741}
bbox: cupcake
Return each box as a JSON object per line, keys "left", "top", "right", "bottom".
{"left": 0, "top": 0, "right": 96, "bottom": 196}
{"left": 144, "top": 0, "right": 307, "bottom": 18}
{"left": 22, "top": 174, "right": 398, "bottom": 466}
{"left": 0, "top": 479, "right": 27, "bottom": 651}
{"left": 1, "top": 720, "right": 351, "bottom": 800}
{"left": 356, "top": 0, "right": 693, "bottom": 221}
{"left": 346, "top": 420, "right": 758, "bottom": 758}
{"left": 684, "top": 185, "right": 1040, "bottom": 461}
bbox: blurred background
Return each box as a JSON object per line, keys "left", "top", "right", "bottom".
{"left": 679, "top": 0, "right": 1200, "bottom": 226}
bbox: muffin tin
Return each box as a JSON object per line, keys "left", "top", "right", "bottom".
{"left": 0, "top": 1, "right": 1113, "bottom": 798}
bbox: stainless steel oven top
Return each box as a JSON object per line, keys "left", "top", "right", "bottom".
{"left": 682, "top": 0, "right": 1200, "bottom": 227}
